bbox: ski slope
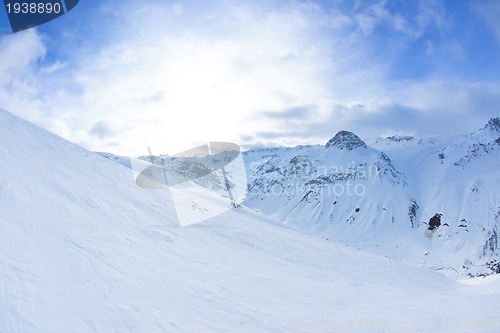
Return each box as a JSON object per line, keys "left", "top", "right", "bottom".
{"left": 1, "top": 108, "right": 500, "bottom": 332}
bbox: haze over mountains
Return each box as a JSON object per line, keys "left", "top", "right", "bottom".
{"left": 1, "top": 108, "right": 499, "bottom": 332}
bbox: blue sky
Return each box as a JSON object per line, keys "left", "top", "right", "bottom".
{"left": 1, "top": 0, "right": 500, "bottom": 155}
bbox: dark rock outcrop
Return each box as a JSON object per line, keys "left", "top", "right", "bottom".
{"left": 484, "top": 117, "right": 500, "bottom": 132}
{"left": 428, "top": 213, "right": 442, "bottom": 231}
{"left": 325, "top": 131, "right": 367, "bottom": 150}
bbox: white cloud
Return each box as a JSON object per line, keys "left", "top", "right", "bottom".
{"left": 414, "top": 0, "right": 448, "bottom": 36}
{"left": 251, "top": 79, "right": 500, "bottom": 146}
{"left": 401, "top": 81, "right": 500, "bottom": 118}
{"left": 353, "top": 0, "right": 447, "bottom": 38}
{"left": 426, "top": 40, "right": 434, "bottom": 55}
{"left": 474, "top": 0, "right": 500, "bottom": 42}
{"left": 40, "top": 61, "right": 67, "bottom": 74}
{"left": 18, "top": 2, "right": 360, "bottom": 155}
{"left": 0, "top": 30, "right": 46, "bottom": 122}
{"left": 172, "top": 3, "right": 184, "bottom": 16}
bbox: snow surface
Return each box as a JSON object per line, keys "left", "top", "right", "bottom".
{"left": 1, "top": 109, "right": 500, "bottom": 332}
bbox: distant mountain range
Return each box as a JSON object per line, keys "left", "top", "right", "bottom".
{"left": 242, "top": 117, "right": 500, "bottom": 273}
{"left": 98, "top": 117, "right": 499, "bottom": 275}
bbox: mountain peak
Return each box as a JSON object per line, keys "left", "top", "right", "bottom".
{"left": 483, "top": 117, "right": 500, "bottom": 132}
{"left": 325, "top": 130, "right": 367, "bottom": 150}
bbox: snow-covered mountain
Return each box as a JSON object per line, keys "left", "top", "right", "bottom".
{"left": 2, "top": 108, "right": 499, "bottom": 332}
{"left": 243, "top": 118, "right": 500, "bottom": 272}
{"left": 243, "top": 131, "right": 410, "bottom": 239}
{"left": 116, "top": 117, "right": 500, "bottom": 273}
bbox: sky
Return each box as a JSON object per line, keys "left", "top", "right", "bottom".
{"left": 0, "top": 0, "right": 500, "bottom": 156}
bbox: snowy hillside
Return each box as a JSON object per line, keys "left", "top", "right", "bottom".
{"left": 243, "top": 118, "right": 500, "bottom": 273}
{"left": 1, "top": 108, "right": 500, "bottom": 332}
{"left": 243, "top": 131, "right": 411, "bottom": 240}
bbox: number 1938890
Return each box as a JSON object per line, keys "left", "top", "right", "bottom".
{"left": 6, "top": 2, "right": 62, "bottom": 14}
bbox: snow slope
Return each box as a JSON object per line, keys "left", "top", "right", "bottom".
{"left": 1, "top": 108, "right": 500, "bottom": 332}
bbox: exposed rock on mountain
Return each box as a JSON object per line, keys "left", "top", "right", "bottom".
{"left": 484, "top": 117, "right": 500, "bottom": 132}
{"left": 325, "top": 131, "right": 367, "bottom": 150}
